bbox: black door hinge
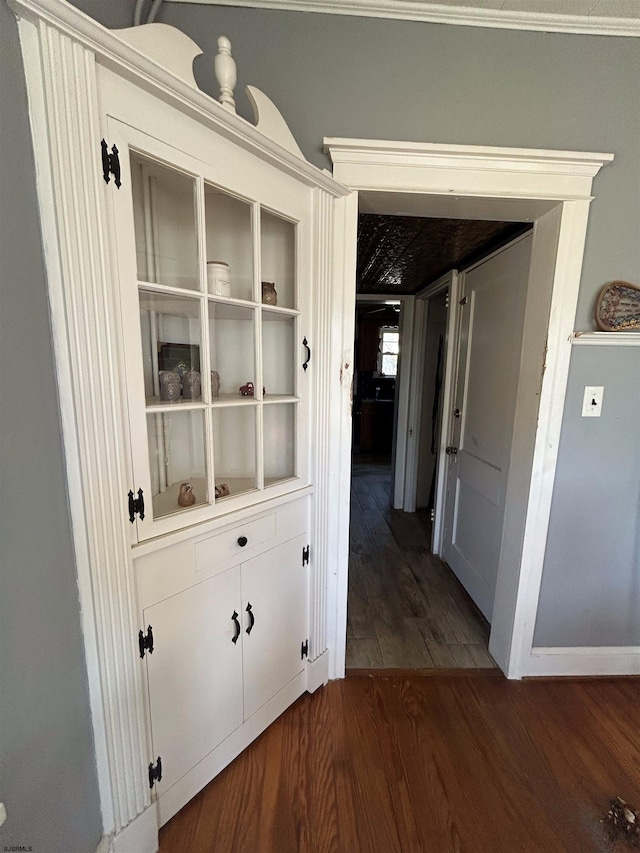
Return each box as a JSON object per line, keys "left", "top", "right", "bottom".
{"left": 128, "top": 488, "right": 145, "bottom": 523}
{"left": 148, "top": 756, "right": 162, "bottom": 789}
{"left": 138, "top": 625, "right": 154, "bottom": 659}
{"left": 101, "top": 139, "right": 121, "bottom": 188}
{"left": 301, "top": 639, "right": 309, "bottom": 659}
{"left": 459, "top": 296, "right": 468, "bottom": 305}
{"left": 302, "top": 545, "right": 310, "bottom": 566}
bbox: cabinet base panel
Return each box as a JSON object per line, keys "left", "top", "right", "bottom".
{"left": 306, "top": 650, "right": 329, "bottom": 693}
{"left": 112, "top": 804, "right": 158, "bottom": 853}
{"left": 157, "top": 671, "right": 307, "bottom": 826}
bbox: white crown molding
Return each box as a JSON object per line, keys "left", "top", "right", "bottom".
{"left": 325, "top": 138, "right": 615, "bottom": 179}
{"left": 166, "top": 0, "right": 640, "bottom": 38}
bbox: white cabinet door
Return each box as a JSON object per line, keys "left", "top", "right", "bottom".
{"left": 144, "top": 567, "right": 244, "bottom": 794}
{"left": 107, "top": 114, "right": 312, "bottom": 542}
{"left": 242, "top": 535, "right": 308, "bottom": 719}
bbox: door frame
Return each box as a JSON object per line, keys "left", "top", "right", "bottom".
{"left": 325, "top": 138, "right": 613, "bottom": 679}
{"left": 403, "top": 270, "right": 459, "bottom": 542}
{"left": 353, "top": 294, "right": 413, "bottom": 508}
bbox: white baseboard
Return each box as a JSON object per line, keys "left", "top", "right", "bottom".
{"left": 306, "top": 650, "right": 329, "bottom": 693}
{"left": 111, "top": 805, "right": 158, "bottom": 853}
{"left": 525, "top": 646, "right": 640, "bottom": 677}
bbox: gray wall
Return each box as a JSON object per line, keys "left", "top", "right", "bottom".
{"left": 0, "top": 2, "right": 103, "bottom": 851}
{"left": 534, "top": 346, "right": 640, "bottom": 646}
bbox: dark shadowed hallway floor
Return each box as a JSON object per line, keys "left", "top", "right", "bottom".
{"left": 347, "top": 456, "right": 495, "bottom": 670}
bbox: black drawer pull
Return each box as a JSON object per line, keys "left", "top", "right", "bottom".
{"left": 237, "top": 536, "right": 248, "bottom": 547}
{"left": 231, "top": 610, "right": 241, "bottom": 644}
{"left": 246, "top": 602, "right": 255, "bottom": 634}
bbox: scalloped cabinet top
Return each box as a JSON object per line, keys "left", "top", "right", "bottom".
{"left": 115, "top": 23, "right": 204, "bottom": 88}
{"left": 116, "top": 21, "right": 308, "bottom": 160}
{"left": 10, "top": 0, "right": 345, "bottom": 192}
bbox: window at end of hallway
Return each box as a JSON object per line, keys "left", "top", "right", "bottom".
{"left": 378, "top": 327, "right": 399, "bottom": 376}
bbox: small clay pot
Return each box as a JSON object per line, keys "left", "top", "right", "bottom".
{"left": 261, "top": 281, "right": 277, "bottom": 306}
{"left": 177, "top": 482, "right": 196, "bottom": 507}
{"left": 215, "top": 483, "right": 230, "bottom": 499}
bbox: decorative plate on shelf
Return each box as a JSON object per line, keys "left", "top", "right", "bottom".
{"left": 595, "top": 281, "right": 640, "bottom": 331}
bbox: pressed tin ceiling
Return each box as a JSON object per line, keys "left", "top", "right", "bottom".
{"left": 357, "top": 214, "right": 530, "bottom": 295}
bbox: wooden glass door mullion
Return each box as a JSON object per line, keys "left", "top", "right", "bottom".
{"left": 254, "top": 203, "right": 264, "bottom": 490}
{"left": 194, "top": 175, "right": 217, "bottom": 503}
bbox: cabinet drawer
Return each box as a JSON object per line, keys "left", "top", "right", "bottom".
{"left": 195, "top": 514, "right": 276, "bottom": 573}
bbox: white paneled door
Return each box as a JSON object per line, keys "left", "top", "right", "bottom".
{"left": 442, "top": 234, "right": 532, "bottom": 621}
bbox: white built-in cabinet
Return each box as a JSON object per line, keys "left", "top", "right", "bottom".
{"left": 10, "top": 0, "right": 348, "bottom": 844}
{"left": 135, "top": 499, "right": 309, "bottom": 823}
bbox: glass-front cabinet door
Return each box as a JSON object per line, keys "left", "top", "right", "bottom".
{"left": 110, "top": 120, "right": 310, "bottom": 541}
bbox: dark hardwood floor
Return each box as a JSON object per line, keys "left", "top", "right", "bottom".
{"left": 159, "top": 674, "right": 640, "bottom": 853}
{"left": 348, "top": 456, "right": 494, "bottom": 670}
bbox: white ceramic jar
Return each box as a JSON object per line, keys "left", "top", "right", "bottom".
{"left": 207, "top": 261, "right": 230, "bottom": 297}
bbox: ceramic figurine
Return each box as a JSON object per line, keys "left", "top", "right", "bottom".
{"left": 261, "top": 281, "right": 277, "bottom": 306}
{"left": 177, "top": 482, "right": 196, "bottom": 507}
{"left": 215, "top": 483, "right": 230, "bottom": 499}
{"left": 210, "top": 370, "right": 221, "bottom": 398}
{"left": 159, "top": 370, "right": 182, "bottom": 402}
{"left": 239, "top": 381, "right": 265, "bottom": 397}
{"left": 182, "top": 370, "right": 201, "bottom": 400}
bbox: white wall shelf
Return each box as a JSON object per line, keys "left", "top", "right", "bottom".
{"left": 572, "top": 331, "right": 640, "bottom": 346}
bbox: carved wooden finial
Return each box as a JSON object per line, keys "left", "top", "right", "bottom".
{"left": 214, "top": 35, "right": 237, "bottom": 112}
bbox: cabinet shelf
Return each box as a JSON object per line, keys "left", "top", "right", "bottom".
{"left": 146, "top": 398, "right": 205, "bottom": 411}
{"left": 138, "top": 280, "right": 203, "bottom": 299}
{"left": 151, "top": 477, "right": 209, "bottom": 518}
{"left": 263, "top": 395, "right": 299, "bottom": 404}
{"left": 211, "top": 395, "right": 260, "bottom": 407}
{"left": 208, "top": 294, "right": 259, "bottom": 310}
{"left": 261, "top": 305, "right": 300, "bottom": 319}
{"left": 264, "top": 475, "right": 297, "bottom": 489}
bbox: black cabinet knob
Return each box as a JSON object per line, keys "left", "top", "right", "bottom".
{"left": 237, "top": 536, "right": 248, "bottom": 547}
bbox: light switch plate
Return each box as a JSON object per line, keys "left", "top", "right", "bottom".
{"left": 582, "top": 385, "right": 604, "bottom": 417}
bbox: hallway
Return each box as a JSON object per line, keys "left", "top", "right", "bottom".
{"left": 347, "top": 457, "right": 495, "bottom": 670}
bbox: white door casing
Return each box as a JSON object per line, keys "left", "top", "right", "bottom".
{"left": 404, "top": 269, "right": 459, "bottom": 532}
{"left": 441, "top": 234, "right": 533, "bottom": 622}
{"left": 325, "top": 138, "right": 613, "bottom": 680}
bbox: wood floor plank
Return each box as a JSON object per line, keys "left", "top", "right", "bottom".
{"left": 159, "top": 675, "right": 640, "bottom": 853}
{"left": 370, "top": 597, "right": 435, "bottom": 668}
{"left": 347, "top": 458, "right": 495, "bottom": 671}
{"left": 345, "top": 637, "right": 383, "bottom": 667}
{"left": 414, "top": 618, "right": 458, "bottom": 668}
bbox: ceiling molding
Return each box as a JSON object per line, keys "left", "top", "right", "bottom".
{"left": 166, "top": 0, "right": 640, "bottom": 38}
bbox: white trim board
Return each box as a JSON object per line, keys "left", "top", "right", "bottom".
{"left": 525, "top": 647, "right": 640, "bottom": 677}
{"left": 572, "top": 331, "right": 640, "bottom": 346}
{"left": 326, "top": 137, "right": 614, "bottom": 680}
{"left": 165, "top": 0, "right": 640, "bottom": 38}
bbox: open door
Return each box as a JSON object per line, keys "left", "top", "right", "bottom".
{"left": 441, "top": 234, "right": 533, "bottom": 621}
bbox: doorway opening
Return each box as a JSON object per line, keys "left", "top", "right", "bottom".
{"left": 325, "top": 138, "right": 610, "bottom": 680}
{"left": 346, "top": 213, "right": 532, "bottom": 671}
